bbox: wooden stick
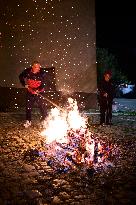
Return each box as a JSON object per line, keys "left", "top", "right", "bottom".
{"left": 38, "top": 93, "right": 65, "bottom": 112}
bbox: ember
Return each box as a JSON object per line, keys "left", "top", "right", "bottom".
{"left": 25, "top": 98, "right": 116, "bottom": 174}
{"left": 40, "top": 130, "right": 115, "bottom": 174}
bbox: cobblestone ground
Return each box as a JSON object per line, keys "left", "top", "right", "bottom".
{"left": 0, "top": 112, "right": 136, "bottom": 205}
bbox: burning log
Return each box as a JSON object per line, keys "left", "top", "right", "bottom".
{"left": 23, "top": 97, "right": 115, "bottom": 174}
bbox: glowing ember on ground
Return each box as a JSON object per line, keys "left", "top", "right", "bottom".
{"left": 39, "top": 98, "right": 116, "bottom": 174}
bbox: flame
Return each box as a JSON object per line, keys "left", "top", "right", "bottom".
{"left": 41, "top": 97, "right": 88, "bottom": 144}
{"left": 40, "top": 97, "right": 114, "bottom": 173}
{"left": 67, "top": 98, "right": 87, "bottom": 130}
{"left": 41, "top": 107, "right": 68, "bottom": 144}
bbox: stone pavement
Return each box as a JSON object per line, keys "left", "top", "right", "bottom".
{"left": 0, "top": 112, "right": 136, "bottom": 205}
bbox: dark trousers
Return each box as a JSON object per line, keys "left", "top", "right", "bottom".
{"left": 26, "top": 92, "right": 47, "bottom": 121}
{"left": 99, "top": 98, "right": 112, "bottom": 124}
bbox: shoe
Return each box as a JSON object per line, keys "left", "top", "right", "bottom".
{"left": 99, "top": 123, "right": 105, "bottom": 127}
{"left": 106, "top": 122, "right": 113, "bottom": 125}
{"left": 106, "top": 120, "right": 112, "bottom": 125}
{"left": 24, "top": 120, "right": 31, "bottom": 128}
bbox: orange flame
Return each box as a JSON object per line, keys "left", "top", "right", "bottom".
{"left": 41, "top": 97, "right": 88, "bottom": 144}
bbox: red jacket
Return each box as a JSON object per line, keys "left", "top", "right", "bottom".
{"left": 19, "top": 67, "right": 46, "bottom": 94}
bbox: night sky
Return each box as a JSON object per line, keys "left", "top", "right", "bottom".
{"left": 0, "top": 0, "right": 96, "bottom": 94}
{"left": 95, "top": 0, "right": 136, "bottom": 82}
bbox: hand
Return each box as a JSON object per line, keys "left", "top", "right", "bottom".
{"left": 103, "top": 93, "right": 108, "bottom": 97}
{"left": 25, "top": 85, "right": 39, "bottom": 95}
{"left": 25, "top": 84, "right": 29, "bottom": 89}
{"left": 34, "top": 90, "right": 39, "bottom": 95}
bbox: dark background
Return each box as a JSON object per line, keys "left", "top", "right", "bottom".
{"left": 95, "top": 0, "right": 136, "bottom": 82}
{"left": 1, "top": 0, "right": 136, "bottom": 111}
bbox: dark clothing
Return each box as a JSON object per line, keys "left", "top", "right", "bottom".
{"left": 26, "top": 92, "right": 47, "bottom": 121}
{"left": 98, "top": 79, "right": 114, "bottom": 124}
{"left": 99, "top": 98, "right": 113, "bottom": 124}
{"left": 19, "top": 67, "right": 47, "bottom": 121}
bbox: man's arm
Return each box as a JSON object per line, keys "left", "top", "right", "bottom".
{"left": 98, "top": 81, "right": 107, "bottom": 97}
{"left": 19, "top": 68, "right": 29, "bottom": 87}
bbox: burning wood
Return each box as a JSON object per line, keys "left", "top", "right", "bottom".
{"left": 24, "top": 97, "right": 115, "bottom": 174}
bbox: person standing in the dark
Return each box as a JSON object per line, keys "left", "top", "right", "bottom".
{"left": 19, "top": 60, "right": 47, "bottom": 128}
{"left": 97, "top": 70, "right": 114, "bottom": 125}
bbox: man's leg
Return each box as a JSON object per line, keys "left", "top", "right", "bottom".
{"left": 26, "top": 92, "right": 34, "bottom": 121}
{"left": 100, "top": 103, "right": 106, "bottom": 124}
{"left": 36, "top": 95, "right": 47, "bottom": 120}
{"left": 106, "top": 102, "right": 112, "bottom": 124}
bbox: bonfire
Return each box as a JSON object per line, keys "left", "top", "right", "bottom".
{"left": 32, "top": 97, "right": 115, "bottom": 174}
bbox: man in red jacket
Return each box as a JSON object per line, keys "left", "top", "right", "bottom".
{"left": 19, "top": 61, "right": 47, "bottom": 128}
